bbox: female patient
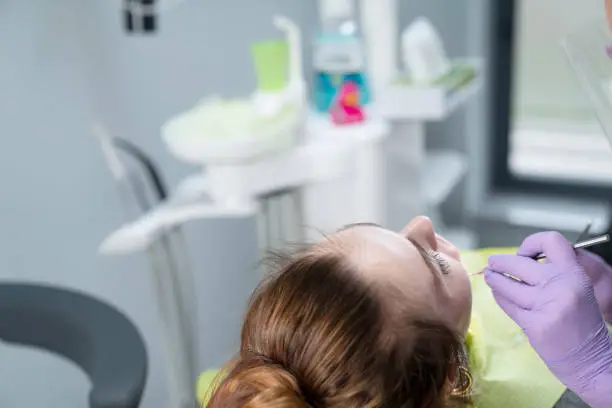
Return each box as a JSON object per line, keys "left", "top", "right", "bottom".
{"left": 206, "top": 216, "right": 473, "bottom": 407}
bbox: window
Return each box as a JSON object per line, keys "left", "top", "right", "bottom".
{"left": 491, "top": 0, "right": 612, "bottom": 198}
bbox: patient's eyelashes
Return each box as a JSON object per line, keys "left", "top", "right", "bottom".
{"left": 430, "top": 251, "right": 450, "bottom": 275}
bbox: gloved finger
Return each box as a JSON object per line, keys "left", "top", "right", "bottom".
{"left": 575, "top": 248, "right": 604, "bottom": 265}
{"left": 491, "top": 290, "right": 526, "bottom": 327}
{"left": 484, "top": 269, "right": 537, "bottom": 309}
{"left": 575, "top": 249, "right": 609, "bottom": 284}
{"left": 487, "top": 254, "right": 546, "bottom": 285}
{"left": 517, "top": 231, "right": 576, "bottom": 264}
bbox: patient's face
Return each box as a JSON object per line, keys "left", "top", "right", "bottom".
{"left": 323, "top": 216, "right": 472, "bottom": 336}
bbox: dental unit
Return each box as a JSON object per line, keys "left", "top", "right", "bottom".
{"left": 98, "top": 3, "right": 483, "bottom": 406}
{"left": 100, "top": 15, "right": 313, "bottom": 254}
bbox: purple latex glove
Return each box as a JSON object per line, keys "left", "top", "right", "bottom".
{"left": 485, "top": 232, "right": 612, "bottom": 408}
{"left": 576, "top": 249, "right": 612, "bottom": 323}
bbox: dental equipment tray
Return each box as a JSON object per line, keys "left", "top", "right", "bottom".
{"left": 378, "top": 59, "right": 482, "bottom": 121}
{"left": 161, "top": 100, "right": 304, "bottom": 166}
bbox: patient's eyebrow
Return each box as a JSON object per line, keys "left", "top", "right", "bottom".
{"left": 406, "top": 237, "right": 439, "bottom": 277}
{"left": 337, "top": 222, "right": 382, "bottom": 232}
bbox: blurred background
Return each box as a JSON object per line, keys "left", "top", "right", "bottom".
{"left": 1, "top": 0, "right": 611, "bottom": 407}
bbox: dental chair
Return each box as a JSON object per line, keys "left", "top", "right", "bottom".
{"left": 0, "top": 283, "right": 147, "bottom": 408}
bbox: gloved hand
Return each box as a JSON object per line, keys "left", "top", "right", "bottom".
{"left": 485, "top": 232, "right": 612, "bottom": 408}
{"left": 576, "top": 249, "right": 612, "bottom": 322}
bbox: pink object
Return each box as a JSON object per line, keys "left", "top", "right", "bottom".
{"left": 331, "top": 81, "right": 366, "bottom": 125}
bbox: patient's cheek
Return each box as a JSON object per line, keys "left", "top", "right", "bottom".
{"left": 450, "top": 268, "right": 473, "bottom": 335}
{"left": 436, "top": 234, "right": 461, "bottom": 261}
{"left": 459, "top": 291, "right": 473, "bottom": 335}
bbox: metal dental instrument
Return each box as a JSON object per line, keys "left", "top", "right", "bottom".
{"left": 576, "top": 221, "right": 592, "bottom": 243}
{"left": 534, "top": 234, "right": 610, "bottom": 260}
{"left": 471, "top": 233, "right": 611, "bottom": 282}
{"left": 501, "top": 234, "right": 610, "bottom": 282}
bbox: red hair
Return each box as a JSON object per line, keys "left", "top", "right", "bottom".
{"left": 206, "top": 249, "right": 472, "bottom": 407}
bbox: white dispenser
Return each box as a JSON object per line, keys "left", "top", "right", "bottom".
{"left": 401, "top": 17, "right": 451, "bottom": 83}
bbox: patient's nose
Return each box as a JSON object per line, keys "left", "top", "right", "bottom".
{"left": 402, "top": 216, "right": 437, "bottom": 250}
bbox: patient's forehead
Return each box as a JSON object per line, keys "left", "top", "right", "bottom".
{"left": 317, "top": 225, "right": 441, "bottom": 313}
{"left": 325, "top": 225, "right": 413, "bottom": 259}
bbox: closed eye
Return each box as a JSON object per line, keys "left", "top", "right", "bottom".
{"left": 406, "top": 237, "right": 447, "bottom": 277}
{"left": 429, "top": 251, "right": 450, "bottom": 275}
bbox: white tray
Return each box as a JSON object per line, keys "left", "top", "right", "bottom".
{"left": 162, "top": 101, "right": 304, "bottom": 165}
{"left": 378, "top": 58, "right": 483, "bottom": 121}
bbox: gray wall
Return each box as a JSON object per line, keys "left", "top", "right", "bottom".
{"left": 0, "top": 1, "right": 481, "bottom": 406}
